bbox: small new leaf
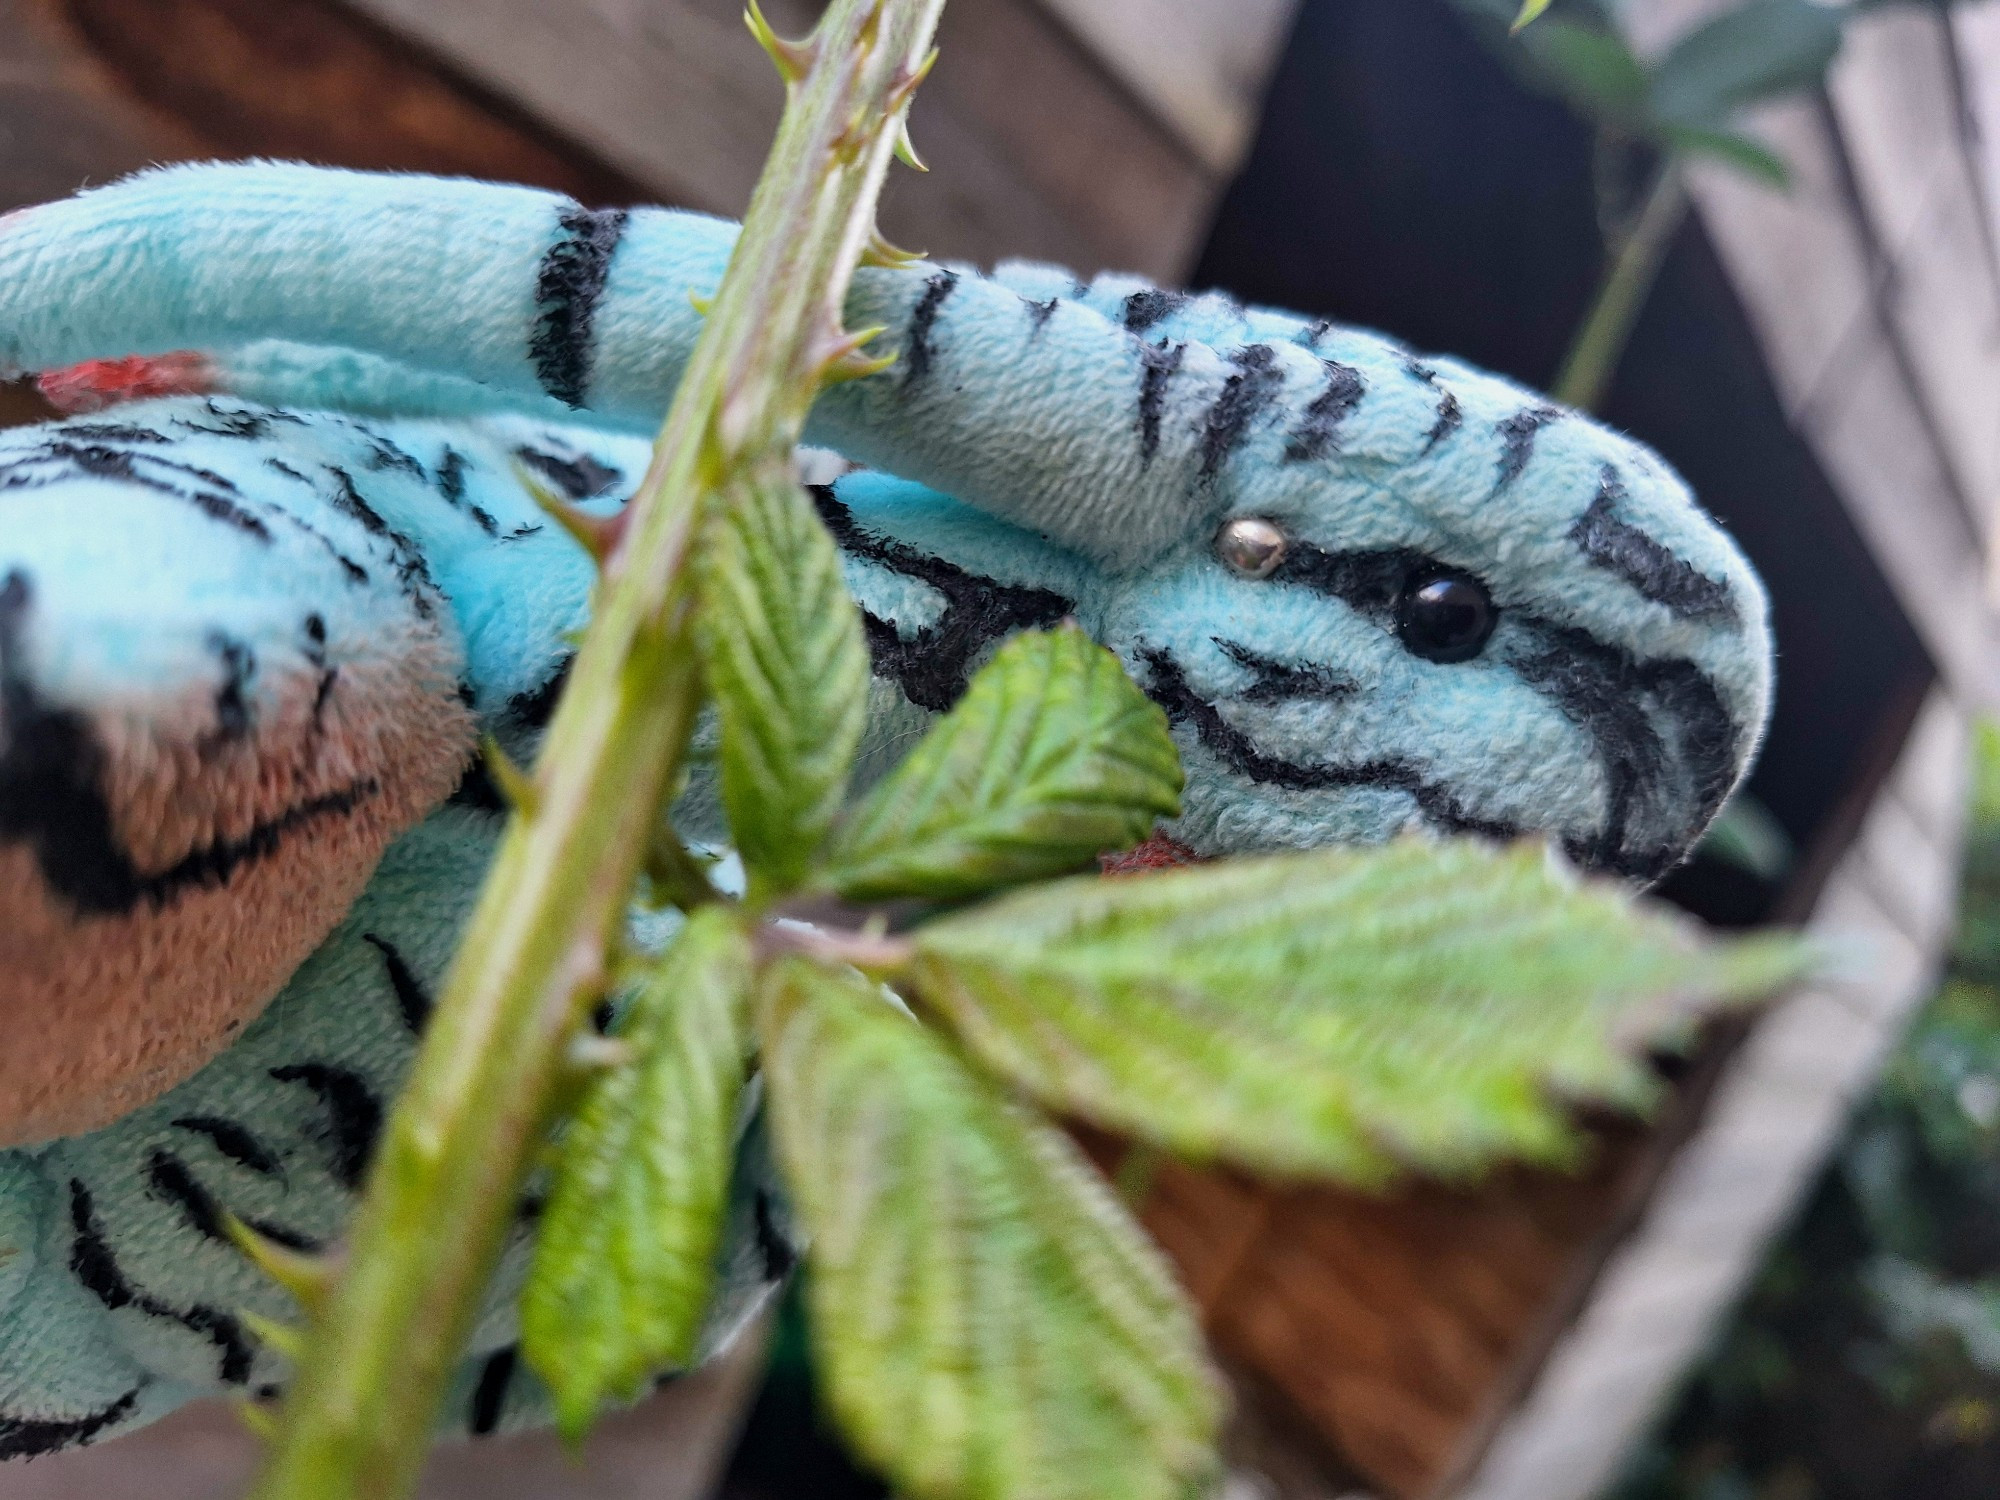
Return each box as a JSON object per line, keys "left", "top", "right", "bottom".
{"left": 521, "top": 907, "right": 755, "bottom": 1441}
{"left": 1513, "top": 0, "right": 1553, "bottom": 31}
{"left": 904, "top": 838, "right": 1813, "bottom": 1183}
{"left": 825, "top": 627, "right": 1183, "bottom": 903}
{"left": 757, "top": 958, "right": 1223, "bottom": 1500}
{"left": 694, "top": 468, "right": 870, "bottom": 900}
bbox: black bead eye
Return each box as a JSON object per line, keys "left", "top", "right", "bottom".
{"left": 1396, "top": 570, "right": 1496, "bottom": 663}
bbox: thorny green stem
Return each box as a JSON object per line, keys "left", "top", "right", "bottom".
{"left": 1552, "top": 162, "right": 1687, "bottom": 413}
{"left": 247, "top": 1, "right": 946, "bottom": 1493}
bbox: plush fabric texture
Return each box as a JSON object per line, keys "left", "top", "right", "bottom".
{"left": 0, "top": 161, "right": 1777, "bottom": 1457}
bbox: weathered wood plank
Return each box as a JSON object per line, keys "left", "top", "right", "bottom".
{"left": 339, "top": 0, "right": 1219, "bottom": 278}
{"left": 1454, "top": 690, "right": 1971, "bottom": 1500}
{"left": 1827, "top": 6, "right": 1968, "bottom": 255}
{"left": 1794, "top": 325, "right": 2000, "bottom": 703}
{"left": 48, "top": 0, "right": 647, "bottom": 202}
{"left": 0, "top": 0, "right": 190, "bottom": 212}
{"left": 1681, "top": 100, "right": 1876, "bottom": 418}
{"left": 1825, "top": 6, "right": 2000, "bottom": 546}
{"left": 1033, "top": 0, "right": 1297, "bottom": 173}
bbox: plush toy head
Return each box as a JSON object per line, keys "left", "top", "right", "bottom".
{"left": 0, "top": 162, "right": 1773, "bottom": 1142}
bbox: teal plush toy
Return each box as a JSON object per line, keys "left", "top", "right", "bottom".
{"left": 0, "top": 161, "right": 1772, "bottom": 1456}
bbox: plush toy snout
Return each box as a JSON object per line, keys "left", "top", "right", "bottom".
{"left": 0, "top": 428, "right": 474, "bottom": 1144}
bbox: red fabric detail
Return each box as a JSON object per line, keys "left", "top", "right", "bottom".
{"left": 1099, "top": 832, "right": 1204, "bottom": 875}
{"left": 36, "top": 352, "right": 217, "bottom": 414}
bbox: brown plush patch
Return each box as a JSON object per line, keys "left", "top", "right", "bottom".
{"left": 0, "top": 638, "right": 473, "bottom": 1145}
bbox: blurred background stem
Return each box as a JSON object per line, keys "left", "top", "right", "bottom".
{"left": 1554, "top": 161, "right": 1687, "bottom": 412}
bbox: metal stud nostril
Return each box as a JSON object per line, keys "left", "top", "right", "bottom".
{"left": 1216, "top": 517, "right": 1287, "bottom": 579}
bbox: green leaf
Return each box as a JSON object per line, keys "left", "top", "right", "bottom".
{"left": 1664, "top": 124, "right": 1793, "bottom": 188}
{"left": 1695, "top": 793, "right": 1797, "bottom": 880}
{"left": 1513, "top": 0, "right": 1554, "bottom": 29}
{"left": 757, "top": 958, "right": 1222, "bottom": 1500}
{"left": 695, "top": 467, "right": 870, "bottom": 899}
{"left": 1521, "top": 20, "right": 1651, "bottom": 128}
{"left": 521, "top": 907, "right": 754, "bottom": 1439}
{"left": 1648, "top": 0, "right": 1845, "bottom": 132}
{"left": 824, "top": 626, "right": 1183, "bottom": 903}
{"left": 904, "top": 838, "right": 1813, "bottom": 1184}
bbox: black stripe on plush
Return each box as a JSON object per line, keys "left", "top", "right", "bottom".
{"left": 810, "top": 489, "right": 1073, "bottom": 712}
{"left": 67, "top": 1181, "right": 255, "bottom": 1384}
{"left": 1122, "top": 288, "right": 1188, "bottom": 333}
{"left": 1569, "top": 465, "right": 1739, "bottom": 624}
{"left": 2, "top": 440, "right": 272, "bottom": 543}
{"left": 1404, "top": 362, "right": 1464, "bottom": 453}
{"left": 173, "top": 1116, "right": 284, "bottom": 1177}
{"left": 1494, "top": 405, "right": 1562, "bottom": 490}
{"left": 902, "top": 270, "right": 960, "bottom": 389}
{"left": 0, "top": 572, "right": 384, "bottom": 915}
{"left": 268, "top": 1065, "right": 383, "bottom": 1191}
{"left": 0, "top": 1386, "right": 142, "bottom": 1459}
{"left": 1284, "top": 359, "right": 1366, "bottom": 462}
{"left": 469, "top": 1348, "right": 518, "bottom": 1436}
{"left": 1138, "top": 647, "right": 1519, "bottom": 841}
{"left": 363, "top": 934, "right": 435, "bottom": 1033}
{"left": 530, "top": 205, "right": 631, "bottom": 407}
{"left": 1200, "top": 344, "right": 1284, "bottom": 478}
{"left": 1513, "top": 623, "right": 1742, "bottom": 881}
{"left": 1136, "top": 341, "right": 1185, "bottom": 465}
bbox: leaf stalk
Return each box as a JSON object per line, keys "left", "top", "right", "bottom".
{"left": 1552, "top": 162, "right": 1688, "bottom": 412}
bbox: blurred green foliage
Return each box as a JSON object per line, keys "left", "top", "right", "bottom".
{"left": 1616, "top": 723, "right": 2000, "bottom": 1500}
{"left": 1456, "top": 0, "right": 1847, "bottom": 185}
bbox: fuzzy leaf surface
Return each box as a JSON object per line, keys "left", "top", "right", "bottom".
{"left": 757, "top": 958, "right": 1221, "bottom": 1500}
{"left": 696, "top": 468, "right": 869, "bottom": 897}
{"left": 906, "top": 838, "right": 1812, "bottom": 1183}
{"left": 825, "top": 627, "right": 1183, "bottom": 902}
{"left": 521, "top": 907, "right": 754, "bottom": 1438}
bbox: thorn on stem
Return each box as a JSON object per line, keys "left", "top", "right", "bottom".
{"left": 893, "top": 118, "right": 927, "bottom": 173}
{"left": 860, "top": 228, "right": 924, "bottom": 268}
{"left": 889, "top": 46, "right": 939, "bottom": 110}
{"left": 240, "top": 1308, "right": 306, "bottom": 1363}
{"left": 689, "top": 291, "right": 715, "bottom": 317}
{"left": 482, "top": 735, "right": 542, "bottom": 818}
{"left": 224, "top": 1214, "right": 338, "bottom": 1311}
{"left": 236, "top": 1397, "right": 280, "bottom": 1443}
{"left": 744, "top": 0, "right": 817, "bottom": 84}
{"left": 516, "top": 461, "right": 626, "bottom": 565}
{"left": 817, "top": 323, "right": 896, "bottom": 385}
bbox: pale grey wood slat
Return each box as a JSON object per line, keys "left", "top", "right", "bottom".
{"left": 339, "top": 0, "right": 1220, "bottom": 279}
